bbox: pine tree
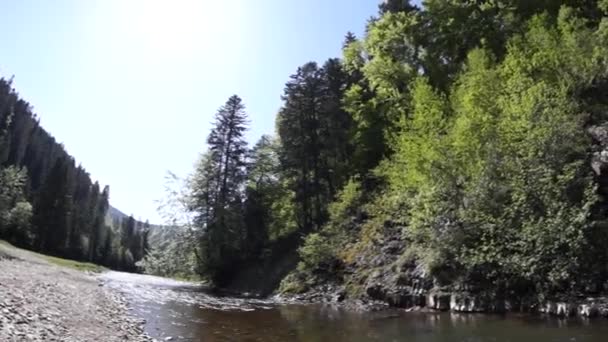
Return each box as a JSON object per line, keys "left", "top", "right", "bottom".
{"left": 34, "top": 157, "right": 72, "bottom": 255}
{"left": 208, "top": 95, "right": 248, "bottom": 209}
{"left": 86, "top": 182, "right": 100, "bottom": 261}
{"left": 191, "top": 95, "right": 249, "bottom": 283}
{"left": 379, "top": 0, "right": 418, "bottom": 14}
{"left": 277, "top": 61, "right": 353, "bottom": 233}
{"left": 319, "top": 58, "right": 353, "bottom": 195}
{"left": 277, "top": 62, "right": 326, "bottom": 232}
{"left": 242, "top": 135, "right": 277, "bottom": 257}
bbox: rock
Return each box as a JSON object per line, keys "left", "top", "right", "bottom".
{"left": 578, "top": 303, "right": 599, "bottom": 317}
{"left": 591, "top": 151, "right": 608, "bottom": 175}
{"left": 334, "top": 290, "right": 346, "bottom": 302}
{"left": 448, "top": 293, "right": 508, "bottom": 313}
{"left": 588, "top": 124, "right": 608, "bottom": 146}
{"left": 427, "top": 292, "right": 451, "bottom": 311}
{"left": 366, "top": 283, "right": 385, "bottom": 300}
{"left": 164, "top": 337, "right": 174, "bottom": 341}
{"left": 588, "top": 125, "right": 608, "bottom": 175}
{"left": 381, "top": 241, "right": 402, "bottom": 255}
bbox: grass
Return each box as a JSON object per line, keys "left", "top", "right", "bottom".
{"left": 42, "top": 254, "right": 107, "bottom": 273}
{"left": 170, "top": 274, "right": 204, "bottom": 282}
{"left": 0, "top": 239, "right": 107, "bottom": 273}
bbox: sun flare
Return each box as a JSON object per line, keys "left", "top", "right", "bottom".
{"left": 123, "top": 0, "right": 223, "bottom": 55}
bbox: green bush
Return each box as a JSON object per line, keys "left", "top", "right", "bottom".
{"left": 297, "top": 233, "right": 335, "bottom": 272}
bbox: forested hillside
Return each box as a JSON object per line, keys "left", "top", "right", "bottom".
{"left": 0, "top": 79, "right": 148, "bottom": 271}
{"left": 139, "top": 0, "right": 608, "bottom": 308}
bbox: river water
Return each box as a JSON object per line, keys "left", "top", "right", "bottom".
{"left": 100, "top": 271, "right": 608, "bottom": 342}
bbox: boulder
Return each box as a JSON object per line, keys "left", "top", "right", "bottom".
{"left": 427, "top": 292, "right": 451, "bottom": 311}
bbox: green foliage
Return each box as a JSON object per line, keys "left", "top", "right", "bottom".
{"left": 328, "top": 178, "right": 362, "bottom": 223}
{"left": 297, "top": 233, "right": 335, "bottom": 272}
{"left": 0, "top": 166, "right": 27, "bottom": 202}
{"left": 0, "top": 167, "right": 33, "bottom": 245}
{"left": 245, "top": 135, "right": 297, "bottom": 244}
{"left": 5, "top": 201, "right": 33, "bottom": 244}
{"left": 391, "top": 8, "right": 606, "bottom": 295}
{"left": 139, "top": 247, "right": 199, "bottom": 280}
{"left": 267, "top": 186, "right": 297, "bottom": 240}
{"left": 287, "top": 3, "right": 608, "bottom": 299}
{"left": 189, "top": 95, "right": 250, "bottom": 284}
{"left": 278, "top": 272, "right": 309, "bottom": 294}
{"left": 601, "top": 0, "right": 608, "bottom": 13}
{"left": 342, "top": 12, "right": 420, "bottom": 174}
{"left": 295, "top": 178, "right": 364, "bottom": 274}
{"left": 277, "top": 61, "right": 354, "bottom": 232}
{"left": 388, "top": 77, "right": 449, "bottom": 190}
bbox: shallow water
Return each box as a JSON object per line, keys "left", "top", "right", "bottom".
{"left": 101, "top": 271, "right": 608, "bottom": 342}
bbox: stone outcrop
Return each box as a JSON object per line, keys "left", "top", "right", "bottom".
{"left": 588, "top": 124, "right": 608, "bottom": 176}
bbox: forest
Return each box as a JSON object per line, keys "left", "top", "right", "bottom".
{"left": 138, "top": 0, "right": 608, "bottom": 304}
{"left": 0, "top": 78, "right": 149, "bottom": 271}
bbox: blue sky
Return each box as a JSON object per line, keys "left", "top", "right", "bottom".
{"left": 0, "top": 0, "right": 389, "bottom": 223}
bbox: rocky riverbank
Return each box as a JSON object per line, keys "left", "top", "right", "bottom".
{"left": 282, "top": 284, "right": 608, "bottom": 318}
{"left": 276, "top": 213, "right": 608, "bottom": 318}
{"left": 0, "top": 242, "right": 154, "bottom": 342}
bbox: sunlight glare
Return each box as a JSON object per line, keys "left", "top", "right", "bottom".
{"left": 124, "top": 0, "right": 223, "bottom": 57}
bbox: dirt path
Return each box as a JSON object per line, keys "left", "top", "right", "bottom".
{"left": 0, "top": 242, "right": 155, "bottom": 342}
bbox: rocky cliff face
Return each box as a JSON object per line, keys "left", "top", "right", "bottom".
{"left": 289, "top": 220, "right": 608, "bottom": 317}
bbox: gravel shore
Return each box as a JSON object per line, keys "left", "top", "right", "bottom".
{"left": 0, "top": 244, "right": 155, "bottom": 342}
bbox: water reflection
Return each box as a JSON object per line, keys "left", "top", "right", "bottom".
{"left": 101, "top": 271, "right": 608, "bottom": 342}
{"left": 141, "top": 304, "right": 608, "bottom": 342}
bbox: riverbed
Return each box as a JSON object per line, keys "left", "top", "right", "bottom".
{"left": 101, "top": 271, "right": 608, "bottom": 342}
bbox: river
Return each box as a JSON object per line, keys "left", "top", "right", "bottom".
{"left": 100, "top": 271, "right": 608, "bottom": 341}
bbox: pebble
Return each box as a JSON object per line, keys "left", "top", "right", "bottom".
{"left": 0, "top": 255, "right": 157, "bottom": 342}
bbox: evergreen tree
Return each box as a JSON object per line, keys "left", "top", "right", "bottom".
{"left": 191, "top": 95, "right": 249, "bottom": 283}
{"left": 319, "top": 58, "right": 354, "bottom": 195}
{"left": 34, "top": 157, "right": 72, "bottom": 255}
{"left": 277, "top": 60, "right": 354, "bottom": 232}
{"left": 242, "top": 135, "right": 278, "bottom": 257}
{"left": 277, "top": 62, "right": 327, "bottom": 232}
{"left": 379, "top": 0, "right": 418, "bottom": 14}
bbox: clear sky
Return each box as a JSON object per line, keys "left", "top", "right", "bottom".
{"left": 0, "top": 0, "right": 386, "bottom": 223}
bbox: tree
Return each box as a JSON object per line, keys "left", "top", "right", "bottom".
{"left": 277, "top": 60, "right": 356, "bottom": 233}
{"left": 379, "top": 0, "right": 418, "bottom": 14}
{"left": 0, "top": 166, "right": 32, "bottom": 245}
{"left": 33, "top": 157, "right": 73, "bottom": 255}
{"left": 139, "top": 172, "right": 202, "bottom": 279}
{"left": 207, "top": 95, "right": 248, "bottom": 210}
{"left": 190, "top": 95, "right": 249, "bottom": 283}
{"left": 277, "top": 62, "right": 328, "bottom": 232}
{"left": 319, "top": 58, "right": 354, "bottom": 195}
{"left": 243, "top": 135, "right": 279, "bottom": 256}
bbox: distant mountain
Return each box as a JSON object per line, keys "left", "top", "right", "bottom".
{"left": 107, "top": 205, "right": 158, "bottom": 226}
{"left": 108, "top": 205, "right": 129, "bottom": 222}
{"left": 107, "top": 204, "right": 183, "bottom": 250}
{"left": 105, "top": 205, "right": 153, "bottom": 231}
